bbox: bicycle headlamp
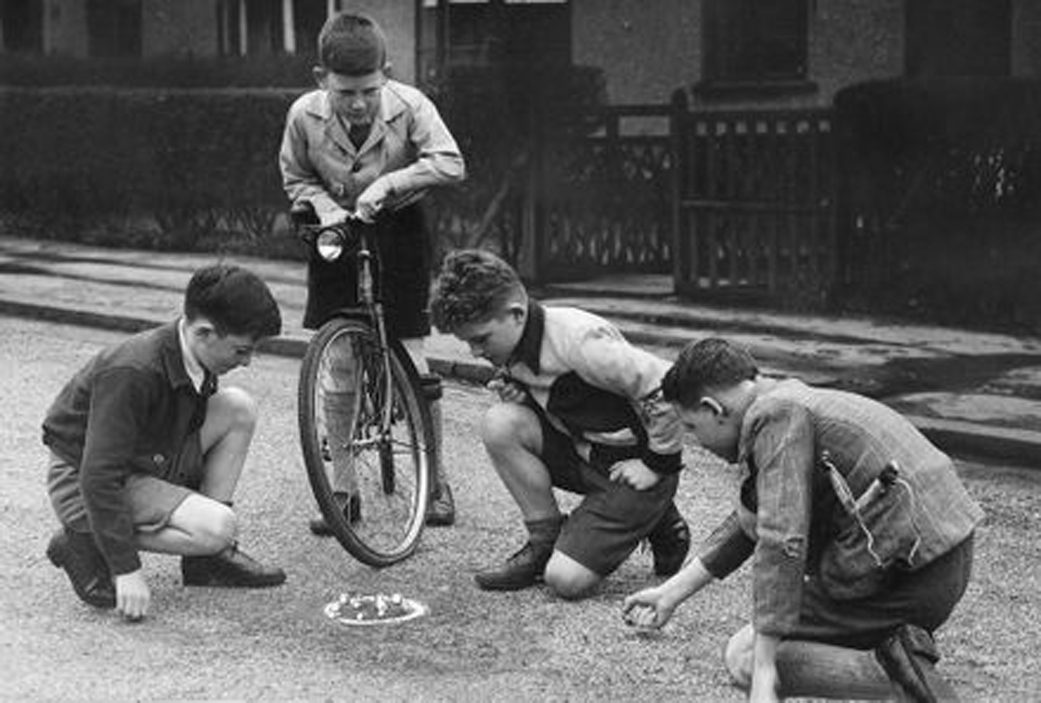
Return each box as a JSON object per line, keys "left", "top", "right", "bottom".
{"left": 316, "top": 230, "right": 344, "bottom": 262}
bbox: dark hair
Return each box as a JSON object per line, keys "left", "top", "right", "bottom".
{"left": 183, "top": 264, "right": 282, "bottom": 340}
{"left": 317, "top": 12, "right": 387, "bottom": 76}
{"left": 430, "top": 249, "right": 526, "bottom": 333}
{"left": 661, "top": 338, "right": 758, "bottom": 408}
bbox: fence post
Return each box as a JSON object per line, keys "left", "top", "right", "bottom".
{"left": 669, "top": 89, "right": 688, "bottom": 293}
{"left": 517, "top": 103, "right": 541, "bottom": 283}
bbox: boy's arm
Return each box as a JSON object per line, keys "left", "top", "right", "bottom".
{"left": 747, "top": 397, "right": 816, "bottom": 638}
{"left": 378, "top": 91, "right": 465, "bottom": 202}
{"left": 569, "top": 325, "right": 684, "bottom": 474}
{"left": 278, "top": 107, "right": 349, "bottom": 224}
{"left": 79, "top": 367, "right": 155, "bottom": 576}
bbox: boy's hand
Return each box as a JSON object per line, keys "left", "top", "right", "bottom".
{"left": 356, "top": 180, "right": 390, "bottom": 223}
{"left": 609, "top": 459, "right": 660, "bottom": 490}
{"left": 622, "top": 585, "right": 676, "bottom": 631}
{"left": 319, "top": 207, "right": 350, "bottom": 228}
{"left": 486, "top": 374, "right": 526, "bottom": 404}
{"left": 115, "top": 569, "right": 150, "bottom": 621}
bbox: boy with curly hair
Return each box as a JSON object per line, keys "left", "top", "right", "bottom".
{"left": 430, "top": 249, "right": 691, "bottom": 598}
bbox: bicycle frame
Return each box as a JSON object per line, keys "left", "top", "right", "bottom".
{"left": 299, "top": 219, "right": 398, "bottom": 447}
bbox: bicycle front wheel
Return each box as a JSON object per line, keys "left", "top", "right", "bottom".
{"left": 298, "top": 317, "right": 433, "bottom": 567}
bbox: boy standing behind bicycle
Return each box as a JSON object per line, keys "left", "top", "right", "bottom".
{"left": 279, "top": 12, "right": 465, "bottom": 531}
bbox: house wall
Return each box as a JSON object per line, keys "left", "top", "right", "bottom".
{"left": 573, "top": 0, "right": 904, "bottom": 110}
{"left": 1013, "top": 0, "right": 1041, "bottom": 76}
{"left": 141, "top": 0, "right": 219, "bottom": 58}
{"left": 571, "top": 0, "right": 699, "bottom": 106}
{"left": 42, "top": 0, "right": 88, "bottom": 57}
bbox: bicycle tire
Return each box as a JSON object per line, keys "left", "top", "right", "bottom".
{"left": 298, "top": 317, "right": 433, "bottom": 567}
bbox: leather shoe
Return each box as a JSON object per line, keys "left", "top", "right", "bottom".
{"left": 474, "top": 541, "right": 553, "bottom": 591}
{"left": 875, "top": 624, "right": 959, "bottom": 702}
{"left": 308, "top": 493, "right": 362, "bottom": 536}
{"left": 182, "top": 545, "right": 286, "bottom": 588}
{"left": 46, "top": 528, "right": 116, "bottom": 609}
{"left": 425, "top": 481, "right": 456, "bottom": 527}
{"left": 647, "top": 502, "right": 691, "bottom": 576}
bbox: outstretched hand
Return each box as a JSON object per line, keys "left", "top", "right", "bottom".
{"left": 621, "top": 585, "right": 676, "bottom": 631}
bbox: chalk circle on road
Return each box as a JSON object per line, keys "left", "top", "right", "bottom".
{"left": 324, "top": 591, "right": 428, "bottom": 626}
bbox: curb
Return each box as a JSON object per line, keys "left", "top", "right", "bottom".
{"left": 3, "top": 296, "right": 1038, "bottom": 466}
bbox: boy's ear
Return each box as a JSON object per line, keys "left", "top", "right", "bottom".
{"left": 699, "top": 396, "right": 725, "bottom": 417}
{"left": 507, "top": 301, "right": 527, "bottom": 321}
{"left": 312, "top": 66, "right": 328, "bottom": 87}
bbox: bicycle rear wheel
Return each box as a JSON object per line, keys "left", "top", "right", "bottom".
{"left": 298, "top": 317, "right": 433, "bottom": 567}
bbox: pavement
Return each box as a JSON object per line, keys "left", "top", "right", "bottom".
{"left": 1, "top": 234, "right": 1039, "bottom": 465}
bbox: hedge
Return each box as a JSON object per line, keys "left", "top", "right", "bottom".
{"left": 0, "top": 86, "right": 297, "bottom": 251}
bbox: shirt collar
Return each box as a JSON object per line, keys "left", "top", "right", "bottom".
{"left": 178, "top": 318, "right": 206, "bottom": 393}
{"left": 509, "top": 300, "right": 545, "bottom": 375}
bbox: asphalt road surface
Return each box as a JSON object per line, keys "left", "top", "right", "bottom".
{"left": 2, "top": 318, "right": 1039, "bottom": 702}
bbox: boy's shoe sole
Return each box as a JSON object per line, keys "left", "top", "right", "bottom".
{"left": 46, "top": 530, "right": 116, "bottom": 609}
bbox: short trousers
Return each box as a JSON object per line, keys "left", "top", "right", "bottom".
{"left": 790, "top": 533, "right": 975, "bottom": 649}
{"left": 47, "top": 435, "right": 204, "bottom": 534}
{"left": 303, "top": 203, "right": 432, "bottom": 338}
{"left": 534, "top": 407, "right": 679, "bottom": 577}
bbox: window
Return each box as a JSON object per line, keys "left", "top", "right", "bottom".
{"left": 702, "top": 0, "right": 808, "bottom": 85}
{"left": 86, "top": 0, "right": 142, "bottom": 58}
{"left": 420, "top": 0, "right": 570, "bottom": 77}
{"left": 906, "top": 0, "right": 1010, "bottom": 77}
{"left": 1, "top": 0, "right": 44, "bottom": 53}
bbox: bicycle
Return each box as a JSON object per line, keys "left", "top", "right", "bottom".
{"left": 292, "top": 203, "right": 433, "bottom": 567}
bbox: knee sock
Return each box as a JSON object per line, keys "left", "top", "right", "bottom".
{"left": 525, "top": 515, "right": 564, "bottom": 549}
{"left": 420, "top": 374, "right": 447, "bottom": 490}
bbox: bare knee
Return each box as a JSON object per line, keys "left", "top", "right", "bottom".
{"left": 220, "top": 387, "right": 258, "bottom": 432}
{"left": 480, "top": 403, "right": 538, "bottom": 456}
{"left": 544, "top": 554, "right": 600, "bottom": 601}
{"left": 724, "top": 624, "right": 755, "bottom": 690}
{"left": 195, "top": 502, "right": 237, "bottom": 554}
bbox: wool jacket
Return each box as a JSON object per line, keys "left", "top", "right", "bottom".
{"left": 696, "top": 379, "right": 984, "bottom": 637}
{"left": 504, "top": 301, "right": 685, "bottom": 474}
{"left": 42, "top": 322, "right": 209, "bottom": 575}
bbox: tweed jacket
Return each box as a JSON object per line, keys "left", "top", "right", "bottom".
{"left": 279, "top": 80, "right": 465, "bottom": 222}
{"left": 696, "top": 379, "right": 984, "bottom": 637}
{"left": 503, "top": 301, "right": 685, "bottom": 475}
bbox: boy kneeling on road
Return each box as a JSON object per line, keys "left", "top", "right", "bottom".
{"left": 44, "top": 265, "right": 286, "bottom": 620}
{"left": 624, "top": 338, "right": 983, "bottom": 702}
{"left": 430, "top": 249, "right": 691, "bottom": 599}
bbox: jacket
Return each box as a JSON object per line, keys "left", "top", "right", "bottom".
{"left": 696, "top": 379, "right": 984, "bottom": 637}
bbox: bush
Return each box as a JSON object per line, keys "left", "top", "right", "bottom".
{"left": 834, "top": 78, "right": 1041, "bottom": 332}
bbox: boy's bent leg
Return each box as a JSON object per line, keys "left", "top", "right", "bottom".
{"left": 474, "top": 402, "right": 562, "bottom": 591}
{"left": 548, "top": 469, "right": 680, "bottom": 600}
{"left": 544, "top": 551, "right": 602, "bottom": 600}
{"left": 45, "top": 453, "right": 116, "bottom": 608}
{"left": 198, "top": 387, "right": 257, "bottom": 502}
{"left": 723, "top": 624, "right": 897, "bottom": 700}
{"left": 130, "top": 486, "right": 285, "bottom": 588}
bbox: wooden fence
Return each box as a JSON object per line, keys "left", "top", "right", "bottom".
{"left": 671, "top": 102, "right": 837, "bottom": 304}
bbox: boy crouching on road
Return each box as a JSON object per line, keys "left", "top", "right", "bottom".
{"left": 624, "top": 338, "right": 983, "bottom": 702}
{"left": 430, "top": 248, "right": 691, "bottom": 599}
{"left": 43, "top": 264, "right": 286, "bottom": 620}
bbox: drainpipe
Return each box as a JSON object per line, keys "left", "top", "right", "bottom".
{"left": 238, "top": 0, "right": 248, "bottom": 56}
{"left": 282, "top": 0, "right": 295, "bottom": 53}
